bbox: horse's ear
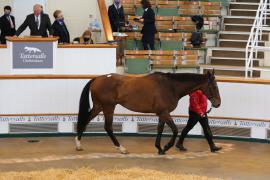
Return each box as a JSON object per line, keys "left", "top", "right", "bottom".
{"left": 207, "top": 70, "right": 211, "bottom": 79}
{"left": 206, "top": 70, "right": 215, "bottom": 81}
{"left": 212, "top": 69, "right": 216, "bottom": 80}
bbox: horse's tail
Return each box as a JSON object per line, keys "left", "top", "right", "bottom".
{"left": 77, "top": 78, "right": 95, "bottom": 139}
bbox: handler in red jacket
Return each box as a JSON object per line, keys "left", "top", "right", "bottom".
{"left": 176, "top": 90, "right": 222, "bottom": 152}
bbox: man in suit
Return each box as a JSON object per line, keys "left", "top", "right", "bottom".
{"left": 108, "top": 0, "right": 125, "bottom": 32}
{"left": 0, "top": 6, "right": 16, "bottom": 44}
{"left": 139, "top": 0, "right": 157, "bottom": 50}
{"left": 52, "top": 10, "right": 70, "bottom": 44}
{"left": 15, "top": 4, "right": 52, "bottom": 37}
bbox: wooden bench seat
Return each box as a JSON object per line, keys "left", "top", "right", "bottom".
{"left": 124, "top": 49, "right": 200, "bottom": 71}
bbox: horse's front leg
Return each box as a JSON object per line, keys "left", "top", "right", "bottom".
{"left": 155, "top": 119, "right": 165, "bottom": 155}
{"left": 103, "top": 106, "right": 128, "bottom": 154}
{"left": 159, "top": 113, "right": 178, "bottom": 154}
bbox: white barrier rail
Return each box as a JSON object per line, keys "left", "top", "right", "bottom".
{"left": 245, "top": 0, "right": 270, "bottom": 78}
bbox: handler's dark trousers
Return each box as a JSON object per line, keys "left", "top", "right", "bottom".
{"left": 177, "top": 111, "right": 215, "bottom": 147}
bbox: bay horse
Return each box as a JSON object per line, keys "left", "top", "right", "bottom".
{"left": 75, "top": 70, "right": 221, "bottom": 155}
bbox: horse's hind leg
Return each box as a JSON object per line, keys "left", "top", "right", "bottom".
{"left": 75, "top": 105, "right": 102, "bottom": 151}
{"left": 103, "top": 106, "right": 128, "bottom": 154}
{"left": 158, "top": 113, "right": 178, "bottom": 154}
{"left": 155, "top": 119, "right": 165, "bottom": 155}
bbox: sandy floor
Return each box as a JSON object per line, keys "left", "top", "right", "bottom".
{"left": 0, "top": 136, "right": 269, "bottom": 180}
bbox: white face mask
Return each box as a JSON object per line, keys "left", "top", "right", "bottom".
{"left": 114, "top": 0, "right": 120, "bottom": 5}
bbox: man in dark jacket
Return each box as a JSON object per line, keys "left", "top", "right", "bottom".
{"left": 0, "top": 6, "right": 16, "bottom": 44}
{"left": 139, "top": 0, "right": 157, "bottom": 50}
{"left": 191, "top": 15, "right": 204, "bottom": 30}
{"left": 52, "top": 10, "right": 70, "bottom": 44}
{"left": 108, "top": 0, "right": 125, "bottom": 32}
{"left": 15, "top": 4, "right": 52, "bottom": 37}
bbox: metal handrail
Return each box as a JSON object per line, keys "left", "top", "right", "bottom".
{"left": 245, "top": 0, "right": 269, "bottom": 78}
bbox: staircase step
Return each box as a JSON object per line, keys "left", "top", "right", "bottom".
{"left": 230, "top": 3, "right": 259, "bottom": 10}
{"left": 224, "top": 17, "right": 256, "bottom": 24}
{"left": 210, "top": 57, "right": 260, "bottom": 66}
{"left": 223, "top": 16, "right": 270, "bottom": 25}
{"left": 219, "top": 31, "right": 269, "bottom": 41}
{"left": 219, "top": 39, "right": 265, "bottom": 48}
{"left": 224, "top": 23, "right": 252, "bottom": 32}
{"left": 202, "top": 65, "right": 260, "bottom": 77}
{"left": 236, "top": 0, "right": 260, "bottom": 3}
{"left": 230, "top": 9, "right": 257, "bottom": 16}
{"left": 211, "top": 48, "right": 264, "bottom": 58}
{"left": 219, "top": 33, "right": 250, "bottom": 40}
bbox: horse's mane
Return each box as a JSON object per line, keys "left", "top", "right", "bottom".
{"left": 154, "top": 72, "right": 207, "bottom": 83}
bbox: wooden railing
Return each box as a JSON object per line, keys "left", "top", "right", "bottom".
{"left": 0, "top": 74, "right": 270, "bottom": 85}
{"left": 97, "top": 0, "right": 114, "bottom": 42}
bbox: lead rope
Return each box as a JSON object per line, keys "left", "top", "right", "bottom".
{"left": 206, "top": 107, "right": 212, "bottom": 114}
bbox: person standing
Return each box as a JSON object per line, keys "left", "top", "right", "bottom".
{"left": 139, "top": 0, "right": 157, "bottom": 50}
{"left": 52, "top": 10, "right": 70, "bottom": 44}
{"left": 15, "top": 4, "right": 52, "bottom": 37}
{"left": 175, "top": 90, "right": 222, "bottom": 152}
{"left": 108, "top": 0, "right": 125, "bottom": 32}
{"left": 0, "top": 6, "right": 16, "bottom": 44}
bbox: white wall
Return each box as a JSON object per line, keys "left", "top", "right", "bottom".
{"left": 0, "top": 79, "right": 270, "bottom": 121}
{"left": 0, "top": 0, "right": 12, "bottom": 9}
{"left": 0, "top": 0, "right": 114, "bottom": 42}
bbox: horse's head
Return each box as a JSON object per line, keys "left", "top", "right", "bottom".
{"left": 200, "top": 69, "right": 221, "bottom": 108}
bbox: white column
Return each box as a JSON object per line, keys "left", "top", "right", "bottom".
{"left": 0, "top": 122, "right": 9, "bottom": 134}
{"left": 251, "top": 127, "right": 267, "bottom": 139}
{"left": 58, "top": 122, "right": 73, "bottom": 133}
{"left": 122, "top": 122, "right": 138, "bottom": 133}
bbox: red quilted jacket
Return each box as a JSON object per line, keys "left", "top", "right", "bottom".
{"left": 189, "top": 90, "right": 207, "bottom": 116}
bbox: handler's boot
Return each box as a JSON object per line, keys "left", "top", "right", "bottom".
{"left": 210, "top": 145, "right": 222, "bottom": 152}
{"left": 175, "top": 143, "right": 187, "bottom": 151}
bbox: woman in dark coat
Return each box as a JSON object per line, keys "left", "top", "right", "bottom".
{"left": 139, "top": 0, "right": 157, "bottom": 50}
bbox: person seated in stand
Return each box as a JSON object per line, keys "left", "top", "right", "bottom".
{"left": 52, "top": 10, "right": 70, "bottom": 44}
{"left": 74, "top": 30, "right": 93, "bottom": 44}
{"left": 108, "top": 0, "right": 125, "bottom": 32}
{"left": 191, "top": 15, "right": 204, "bottom": 31}
{"left": 175, "top": 90, "right": 222, "bottom": 153}
{"left": 190, "top": 15, "right": 204, "bottom": 48}
{"left": 0, "top": 6, "right": 16, "bottom": 44}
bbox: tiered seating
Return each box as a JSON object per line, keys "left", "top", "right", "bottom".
{"left": 121, "top": 0, "right": 224, "bottom": 73}
{"left": 155, "top": 16, "right": 174, "bottom": 31}
{"left": 178, "top": 1, "right": 200, "bottom": 15}
{"left": 200, "top": 2, "right": 222, "bottom": 16}
{"left": 127, "top": 15, "right": 219, "bottom": 32}
{"left": 123, "top": 32, "right": 206, "bottom": 50}
{"left": 181, "top": 32, "right": 206, "bottom": 49}
{"left": 122, "top": 0, "right": 222, "bottom": 16}
{"left": 124, "top": 50, "right": 199, "bottom": 71}
{"left": 156, "top": 0, "right": 179, "bottom": 16}
{"left": 124, "top": 32, "right": 159, "bottom": 50}
{"left": 122, "top": 0, "right": 136, "bottom": 15}
{"left": 159, "top": 32, "right": 182, "bottom": 50}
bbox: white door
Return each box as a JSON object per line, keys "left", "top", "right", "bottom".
{"left": 12, "top": 0, "right": 47, "bottom": 36}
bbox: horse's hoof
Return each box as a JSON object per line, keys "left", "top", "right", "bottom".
{"left": 176, "top": 145, "right": 187, "bottom": 152}
{"left": 76, "top": 147, "right": 83, "bottom": 151}
{"left": 211, "top": 146, "right": 222, "bottom": 153}
{"left": 120, "top": 150, "right": 129, "bottom": 154}
{"left": 116, "top": 145, "right": 129, "bottom": 154}
{"left": 158, "top": 150, "right": 166, "bottom": 155}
